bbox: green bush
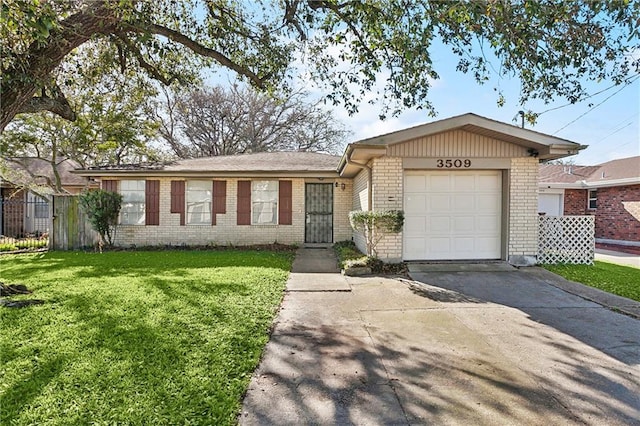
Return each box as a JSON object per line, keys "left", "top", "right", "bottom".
{"left": 79, "top": 189, "right": 123, "bottom": 247}
{"left": 0, "top": 243, "right": 17, "bottom": 251}
{"left": 348, "top": 210, "right": 404, "bottom": 256}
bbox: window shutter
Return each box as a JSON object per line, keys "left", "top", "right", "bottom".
{"left": 102, "top": 180, "right": 117, "bottom": 192}
{"left": 278, "top": 180, "right": 292, "bottom": 225}
{"left": 237, "top": 180, "right": 251, "bottom": 225}
{"left": 145, "top": 180, "right": 160, "bottom": 226}
{"left": 170, "top": 180, "right": 185, "bottom": 226}
{"left": 212, "top": 180, "right": 227, "bottom": 225}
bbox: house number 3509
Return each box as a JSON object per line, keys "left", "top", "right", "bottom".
{"left": 436, "top": 159, "right": 471, "bottom": 168}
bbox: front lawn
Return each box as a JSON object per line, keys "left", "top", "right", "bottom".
{"left": 543, "top": 261, "right": 640, "bottom": 302}
{"left": 0, "top": 250, "right": 293, "bottom": 425}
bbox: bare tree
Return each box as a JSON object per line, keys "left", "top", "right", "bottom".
{"left": 155, "top": 85, "right": 350, "bottom": 157}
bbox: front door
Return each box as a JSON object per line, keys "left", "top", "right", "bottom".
{"left": 305, "top": 183, "right": 333, "bottom": 243}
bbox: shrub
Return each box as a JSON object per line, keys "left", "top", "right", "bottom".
{"left": 348, "top": 210, "right": 404, "bottom": 256}
{"left": 79, "top": 190, "right": 123, "bottom": 248}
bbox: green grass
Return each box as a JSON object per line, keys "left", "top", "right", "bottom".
{"left": 543, "top": 261, "right": 640, "bottom": 302}
{"left": 0, "top": 250, "right": 293, "bottom": 425}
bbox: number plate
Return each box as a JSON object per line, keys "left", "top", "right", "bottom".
{"left": 436, "top": 159, "right": 472, "bottom": 168}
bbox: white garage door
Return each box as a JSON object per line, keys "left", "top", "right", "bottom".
{"left": 404, "top": 170, "right": 502, "bottom": 260}
{"left": 538, "top": 193, "right": 563, "bottom": 216}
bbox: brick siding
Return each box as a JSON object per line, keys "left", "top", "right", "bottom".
{"left": 563, "top": 185, "right": 640, "bottom": 243}
{"left": 508, "top": 157, "right": 539, "bottom": 259}
{"left": 593, "top": 185, "right": 640, "bottom": 242}
{"left": 112, "top": 177, "right": 352, "bottom": 247}
{"left": 563, "top": 189, "right": 588, "bottom": 215}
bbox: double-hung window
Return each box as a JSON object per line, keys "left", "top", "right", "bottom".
{"left": 252, "top": 180, "right": 278, "bottom": 225}
{"left": 588, "top": 189, "right": 597, "bottom": 210}
{"left": 186, "top": 180, "right": 212, "bottom": 224}
{"left": 120, "top": 180, "right": 146, "bottom": 225}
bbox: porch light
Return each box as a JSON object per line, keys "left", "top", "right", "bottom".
{"left": 335, "top": 182, "right": 346, "bottom": 191}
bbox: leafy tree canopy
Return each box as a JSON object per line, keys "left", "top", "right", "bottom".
{"left": 1, "top": 0, "right": 638, "bottom": 131}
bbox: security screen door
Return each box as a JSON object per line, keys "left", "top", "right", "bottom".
{"left": 305, "top": 183, "right": 333, "bottom": 243}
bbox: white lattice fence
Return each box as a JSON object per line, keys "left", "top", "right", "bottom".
{"left": 538, "top": 215, "right": 594, "bottom": 264}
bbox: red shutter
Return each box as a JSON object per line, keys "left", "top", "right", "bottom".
{"left": 278, "top": 180, "right": 292, "bottom": 225}
{"left": 237, "top": 180, "right": 251, "bottom": 225}
{"left": 212, "top": 180, "right": 227, "bottom": 225}
{"left": 170, "top": 180, "right": 185, "bottom": 226}
{"left": 102, "top": 180, "right": 117, "bottom": 192}
{"left": 145, "top": 180, "right": 160, "bottom": 226}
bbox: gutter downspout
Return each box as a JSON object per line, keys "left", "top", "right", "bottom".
{"left": 346, "top": 157, "right": 373, "bottom": 211}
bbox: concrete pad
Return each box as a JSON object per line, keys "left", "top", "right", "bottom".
{"left": 290, "top": 246, "right": 340, "bottom": 273}
{"left": 595, "top": 248, "right": 640, "bottom": 269}
{"left": 286, "top": 272, "right": 350, "bottom": 291}
{"left": 242, "top": 267, "right": 640, "bottom": 425}
{"left": 408, "top": 262, "right": 516, "bottom": 273}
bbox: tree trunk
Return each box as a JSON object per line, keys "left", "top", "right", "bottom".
{"left": 0, "top": 3, "right": 120, "bottom": 132}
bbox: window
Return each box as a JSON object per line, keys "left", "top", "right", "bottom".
{"left": 186, "top": 180, "right": 211, "bottom": 224}
{"left": 252, "top": 180, "right": 278, "bottom": 224}
{"left": 120, "top": 180, "right": 146, "bottom": 225}
{"left": 588, "top": 189, "right": 597, "bottom": 210}
{"left": 34, "top": 198, "right": 49, "bottom": 218}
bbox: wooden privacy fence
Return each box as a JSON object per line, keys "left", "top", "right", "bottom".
{"left": 51, "top": 195, "right": 98, "bottom": 250}
{"left": 538, "top": 215, "right": 594, "bottom": 265}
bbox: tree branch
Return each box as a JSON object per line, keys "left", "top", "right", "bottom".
{"left": 18, "top": 84, "right": 77, "bottom": 121}
{"left": 114, "top": 35, "right": 179, "bottom": 85}
{"left": 124, "top": 23, "right": 267, "bottom": 88}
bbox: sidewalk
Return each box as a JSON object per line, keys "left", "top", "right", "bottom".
{"left": 595, "top": 248, "right": 640, "bottom": 269}
{"left": 285, "top": 245, "right": 350, "bottom": 292}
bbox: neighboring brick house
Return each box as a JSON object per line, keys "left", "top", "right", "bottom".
{"left": 1, "top": 158, "right": 93, "bottom": 237}
{"left": 75, "top": 113, "right": 584, "bottom": 263}
{"left": 539, "top": 156, "right": 640, "bottom": 247}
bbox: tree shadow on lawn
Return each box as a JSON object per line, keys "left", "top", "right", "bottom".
{"left": 1, "top": 286, "right": 269, "bottom": 424}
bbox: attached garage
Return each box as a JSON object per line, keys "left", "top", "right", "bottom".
{"left": 404, "top": 170, "right": 502, "bottom": 260}
{"left": 338, "top": 113, "right": 586, "bottom": 264}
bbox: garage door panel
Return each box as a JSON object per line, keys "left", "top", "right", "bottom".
{"left": 453, "top": 194, "right": 470, "bottom": 210}
{"left": 405, "top": 194, "right": 426, "bottom": 212}
{"left": 454, "top": 216, "right": 475, "bottom": 231}
{"left": 476, "top": 215, "right": 500, "bottom": 232}
{"left": 405, "top": 175, "right": 427, "bottom": 192}
{"left": 405, "top": 216, "right": 426, "bottom": 233}
{"left": 477, "top": 194, "right": 501, "bottom": 211}
{"left": 429, "top": 216, "right": 451, "bottom": 233}
{"left": 478, "top": 174, "right": 501, "bottom": 190}
{"left": 429, "top": 175, "right": 451, "bottom": 191}
{"left": 429, "top": 194, "right": 451, "bottom": 212}
{"left": 453, "top": 175, "right": 475, "bottom": 190}
{"left": 404, "top": 170, "right": 502, "bottom": 261}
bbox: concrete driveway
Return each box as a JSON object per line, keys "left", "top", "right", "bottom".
{"left": 241, "top": 266, "right": 640, "bottom": 425}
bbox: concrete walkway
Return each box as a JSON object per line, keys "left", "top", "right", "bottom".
{"left": 595, "top": 248, "right": 640, "bottom": 269}
{"left": 240, "top": 250, "right": 640, "bottom": 425}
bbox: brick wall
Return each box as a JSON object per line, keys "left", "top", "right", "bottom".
{"left": 563, "top": 189, "right": 588, "bottom": 215}
{"left": 508, "top": 157, "right": 539, "bottom": 260}
{"left": 333, "top": 178, "right": 354, "bottom": 243}
{"left": 112, "top": 177, "right": 351, "bottom": 247}
{"left": 370, "top": 157, "right": 403, "bottom": 262}
{"left": 593, "top": 185, "right": 640, "bottom": 242}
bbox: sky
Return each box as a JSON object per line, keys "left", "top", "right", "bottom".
{"left": 203, "top": 21, "right": 639, "bottom": 166}
{"left": 301, "top": 42, "right": 640, "bottom": 166}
